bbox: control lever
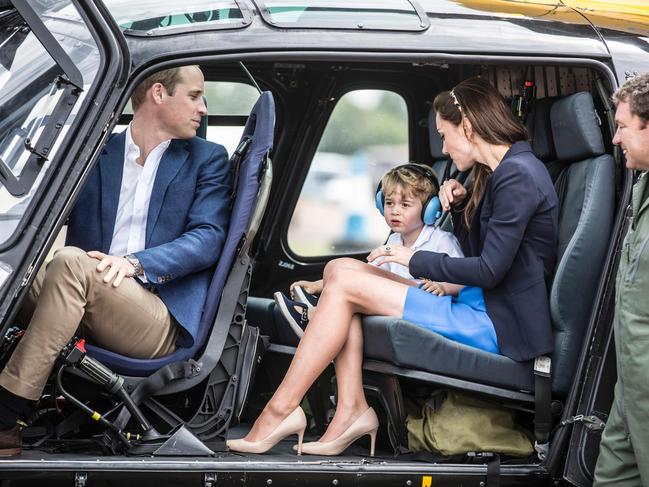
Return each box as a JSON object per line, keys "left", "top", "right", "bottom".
{"left": 59, "top": 337, "right": 160, "bottom": 441}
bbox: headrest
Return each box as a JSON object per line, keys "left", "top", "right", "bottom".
{"left": 428, "top": 107, "right": 445, "bottom": 160}
{"left": 528, "top": 97, "right": 557, "bottom": 162}
{"left": 550, "top": 92, "right": 605, "bottom": 163}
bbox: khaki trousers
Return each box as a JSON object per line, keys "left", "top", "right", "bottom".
{"left": 0, "top": 247, "right": 178, "bottom": 400}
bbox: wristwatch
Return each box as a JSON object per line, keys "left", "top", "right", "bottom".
{"left": 124, "top": 254, "right": 144, "bottom": 276}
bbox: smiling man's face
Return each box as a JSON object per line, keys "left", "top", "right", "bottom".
{"left": 613, "top": 99, "right": 649, "bottom": 171}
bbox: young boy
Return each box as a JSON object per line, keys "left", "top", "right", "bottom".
{"left": 275, "top": 163, "right": 464, "bottom": 339}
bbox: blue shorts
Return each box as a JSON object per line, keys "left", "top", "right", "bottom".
{"left": 403, "top": 285, "right": 500, "bottom": 354}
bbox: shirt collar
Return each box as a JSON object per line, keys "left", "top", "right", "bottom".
{"left": 125, "top": 123, "right": 171, "bottom": 163}
{"left": 395, "top": 225, "right": 435, "bottom": 250}
{"left": 411, "top": 225, "right": 436, "bottom": 250}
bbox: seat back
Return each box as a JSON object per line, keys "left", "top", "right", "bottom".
{"left": 86, "top": 92, "right": 275, "bottom": 376}
{"left": 548, "top": 92, "right": 615, "bottom": 395}
{"left": 428, "top": 106, "right": 455, "bottom": 181}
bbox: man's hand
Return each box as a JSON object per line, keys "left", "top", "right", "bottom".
{"left": 87, "top": 251, "right": 135, "bottom": 288}
{"left": 438, "top": 179, "right": 468, "bottom": 212}
{"left": 367, "top": 244, "right": 415, "bottom": 268}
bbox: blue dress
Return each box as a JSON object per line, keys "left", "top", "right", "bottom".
{"left": 403, "top": 285, "right": 499, "bottom": 354}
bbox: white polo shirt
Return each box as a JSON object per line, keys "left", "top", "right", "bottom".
{"left": 371, "top": 225, "right": 463, "bottom": 282}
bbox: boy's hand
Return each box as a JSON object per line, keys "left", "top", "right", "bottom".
{"left": 367, "top": 244, "right": 414, "bottom": 268}
{"left": 439, "top": 179, "right": 467, "bottom": 212}
{"left": 421, "top": 279, "right": 447, "bottom": 296}
{"left": 290, "top": 279, "right": 323, "bottom": 299}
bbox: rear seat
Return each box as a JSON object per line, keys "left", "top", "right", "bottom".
{"left": 527, "top": 96, "right": 563, "bottom": 181}
{"left": 428, "top": 105, "right": 456, "bottom": 181}
{"left": 361, "top": 91, "right": 615, "bottom": 448}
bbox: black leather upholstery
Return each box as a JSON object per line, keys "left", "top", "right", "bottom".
{"left": 549, "top": 93, "right": 615, "bottom": 394}
{"left": 528, "top": 97, "right": 557, "bottom": 163}
{"left": 361, "top": 316, "right": 534, "bottom": 392}
{"left": 428, "top": 106, "right": 455, "bottom": 181}
{"left": 552, "top": 92, "right": 606, "bottom": 163}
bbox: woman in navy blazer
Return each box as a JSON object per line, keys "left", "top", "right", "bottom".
{"left": 228, "top": 78, "right": 558, "bottom": 456}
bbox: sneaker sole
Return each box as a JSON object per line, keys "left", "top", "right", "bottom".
{"left": 274, "top": 291, "right": 305, "bottom": 339}
{"left": 293, "top": 286, "right": 315, "bottom": 309}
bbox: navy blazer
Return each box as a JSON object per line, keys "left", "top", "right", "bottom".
{"left": 409, "top": 141, "right": 558, "bottom": 361}
{"left": 66, "top": 131, "right": 231, "bottom": 347}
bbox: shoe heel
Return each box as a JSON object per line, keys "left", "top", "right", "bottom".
{"left": 369, "top": 427, "right": 378, "bottom": 458}
{"left": 296, "top": 428, "right": 305, "bottom": 456}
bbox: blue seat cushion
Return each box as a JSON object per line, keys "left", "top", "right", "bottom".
{"left": 361, "top": 315, "right": 535, "bottom": 392}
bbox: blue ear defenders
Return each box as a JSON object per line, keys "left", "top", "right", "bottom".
{"left": 375, "top": 163, "right": 442, "bottom": 225}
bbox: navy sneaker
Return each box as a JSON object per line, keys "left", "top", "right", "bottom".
{"left": 274, "top": 291, "right": 309, "bottom": 338}
{"left": 293, "top": 285, "right": 319, "bottom": 309}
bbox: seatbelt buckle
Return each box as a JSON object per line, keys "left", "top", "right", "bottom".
{"left": 534, "top": 356, "right": 551, "bottom": 377}
{"left": 534, "top": 441, "right": 549, "bottom": 461}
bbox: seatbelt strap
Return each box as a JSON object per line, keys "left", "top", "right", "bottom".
{"left": 114, "top": 360, "right": 200, "bottom": 431}
{"left": 486, "top": 453, "right": 501, "bottom": 487}
{"left": 442, "top": 158, "right": 453, "bottom": 183}
{"left": 533, "top": 355, "right": 552, "bottom": 460}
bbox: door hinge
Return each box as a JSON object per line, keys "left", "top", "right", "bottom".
{"left": 20, "top": 264, "right": 34, "bottom": 287}
{"left": 560, "top": 414, "right": 606, "bottom": 432}
{"left": 204, "top": 473, "right": 217, "bottom": 487}
{"left": 74, "top": 472, "right": 88, "bottom": 487}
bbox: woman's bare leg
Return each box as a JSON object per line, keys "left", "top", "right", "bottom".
{"left": 319, "top": 313, "right": 368, "bottom": 441}
{"left": 244, "top": 258, "right": 409, "bottom": 442}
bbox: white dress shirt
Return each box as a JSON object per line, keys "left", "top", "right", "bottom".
{"left": 108, "top": 125, "right": 170, "bottom": 259}
{"left": 371, "top": 225, "right": 464, "bottom": 282}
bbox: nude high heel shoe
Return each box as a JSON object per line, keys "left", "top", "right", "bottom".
{"left": 297, "top": 407, "right": 379, "bottom": 457}
{"left": 227, "top": 406, "right": 307, "bottom": 455}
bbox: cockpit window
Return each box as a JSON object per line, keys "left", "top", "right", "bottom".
{"left": 253, "top": 0, "right": 429, "bottom": 31}
{"left": 103, "top": 0, "right": 251, "bottom": 36}
{"left": 0, "top": 2, "right": 99, "bottom": 246}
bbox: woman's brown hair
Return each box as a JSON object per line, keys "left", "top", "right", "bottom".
{"left": 433, "top": 77, "right": 527, "bottom": 227}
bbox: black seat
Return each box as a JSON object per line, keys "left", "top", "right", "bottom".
{"left": 361, "top": 91, "right": 615, "bottom": 452}
{"left": 527, "top": 96, "right": 563, "bottom": 181}
{"left": 428, "top": 107, "right": 455, "bottom": 182}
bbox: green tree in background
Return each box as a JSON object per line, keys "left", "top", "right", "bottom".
{"left": 318, "top": 91, "right": 408, "bottom": 155}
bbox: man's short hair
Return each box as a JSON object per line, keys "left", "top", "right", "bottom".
{"left": 612, "top": 72, "right": 649, "bottom": 127}
{"left": 130, "top": 66, "right": 198, "bottom": 112}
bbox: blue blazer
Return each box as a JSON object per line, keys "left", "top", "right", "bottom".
{"left": 66, "top": 131, "right": 231, "bottom": 347}
{"left": 409, "top": 141, "right": 558, "bottom": 361}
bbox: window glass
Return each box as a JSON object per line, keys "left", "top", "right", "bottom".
{"left": 288, "top": 90, "right": 408, "bottom": 256}
{"left": 0, "top": 2, "right": 101, "bottom": 244}
{"left": 104, "top": 0, "right": 247, "bottom": 34}
{"left": 115, "top": 81, "right": 258, "bottom": 157}
{"left": 257, "top": 0, "right": 427, "bottom": 31}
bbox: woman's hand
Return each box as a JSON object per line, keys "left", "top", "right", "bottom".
{"left": 367, "top": 244, "right": 415, "bottom": 268}
{"left": 439, "top": 179, "right": 468, "bottom": 212}
{"left": 420, "top": 279, "right": 447, "bottom": 296}
{"left": 290, "top": 279, "right": 323, "bottom": 299}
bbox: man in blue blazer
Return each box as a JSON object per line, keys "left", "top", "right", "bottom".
{"left": 0, "top": 66, "right": 231, "bottom": 455}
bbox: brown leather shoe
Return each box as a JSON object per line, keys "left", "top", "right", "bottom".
{"left": 0, "top": 426, "right": 21, "bottom": 456}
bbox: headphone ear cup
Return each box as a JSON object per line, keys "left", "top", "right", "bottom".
{"left": 422, "top": 196, "right": 442, "bottom": 225}
{"left": 376, "top": 189, "right": 385, "bottom": 216}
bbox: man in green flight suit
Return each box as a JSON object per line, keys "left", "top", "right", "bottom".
{"left": 594, "top": 72, "right": 649, "bottom": 486}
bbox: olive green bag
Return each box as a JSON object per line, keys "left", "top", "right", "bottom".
{"left": 407, "top": 390, "right": 533, "bottom": 457}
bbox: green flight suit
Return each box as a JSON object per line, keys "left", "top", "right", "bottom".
{"left": 594, "top": 172, "right": 649, "bottom": 486}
